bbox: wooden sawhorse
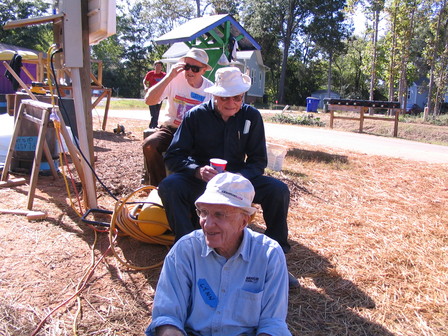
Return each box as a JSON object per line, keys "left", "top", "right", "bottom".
{"left": 1, "top": 100, "right": 59, "bottom": 210}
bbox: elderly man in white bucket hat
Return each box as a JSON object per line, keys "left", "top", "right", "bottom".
{"left": 142, "top": 48, "right": 213, "bottom": 186}
{"left": 158, "top": 66, "right": 299, "bottom": 288}
{"left": 146, "top": 172, "right": 291, "bottom": 336}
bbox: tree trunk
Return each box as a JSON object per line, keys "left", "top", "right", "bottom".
{"left": 425, "top": 5, "right": 443, "bottom": 119}
{"left": 398, "top": 66, "right": 406, "bottom": 116}
{"left": 327, "top": 50, "right": 333, "bottom": 98}
{"left": 397, "top": 4, "right": 416, "bottom": 115}
{"left": 369, "top": 9, "right": 379, "bottom": 115}
{"left": 278, "top": 5, "right": 295, "bottom": 104}
{"left": 403, "top": 83, "right": 408, "bottom": 113}
{"left": 195, "top": 0, "right": 200, "bottom": 17}
{"left": 388, "top": 2, "right": 398, "bottom": 104}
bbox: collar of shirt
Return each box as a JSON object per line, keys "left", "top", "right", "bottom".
{"left": 201, "top": 228, "right": 251, "bottom": 262}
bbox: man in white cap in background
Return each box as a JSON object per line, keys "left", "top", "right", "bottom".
{"left": 143, "top": 48, "right": 213, "bottom": 186}
{"left": 146, "top": 172, "right": 291, "bottom": 336}
{"left": 158, "top": 66, "right": 298, "bottom": 288}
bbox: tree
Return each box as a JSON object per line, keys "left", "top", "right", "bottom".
{"left": 141, "top": 0, "right": 204, "bottom": 29}
{"left": 304, "top": 0, "right": 350, "bottom": 100}
{"left": 385, "top": 0, "right": 399, "bottom": 103}
{"left": 119, "top": 2, "right": 154, "bottom": 97}
{"left": 0, "top": 0, "right": 52, "bottom": 51}
{"left": 395, "top": 1, "right": 418, "bottom": 113}
{"left": 284, "top": 51, "right": 325, "bottom": 105}
{"left": 333, "top": 36, "right": 370, "bottom": 99}
{"left": 383, "top": 0, "right": 420, "bottom": 110}
{"left": 209, "top": 0, "right": 239, "bottom": 15}
{"left": 92, "top": 1, "right": 154, "bottom": 97}
{"left": 241, "top": 0, "right": 314, "bottom": 104}
{"left": 347, "top": 0, "right": 385, "bottom": 111}
{"left": 424, "top": 0, "right": 448, "bottom": 119}
{"left": 368, "top": 0, "right": 385, "bottom": 107}
{"left": 239, "top": 0, "right": 282, "bottom": 103}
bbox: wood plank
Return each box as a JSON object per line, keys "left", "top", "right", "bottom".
{"left": 331, "top": 116, "right": 362, "bottom": 121}
{"left": 101, "top": 89, "right": 112, "bottom": 131}
{"left": 27, "top": 106, "right": 50, "bottom": 210}
{"left": 364, "top": 116, "right": 396, "bottom": 121}
{"left": 3, "top": 13, "right": 63, "bottom": 30}
{"left": 1, "top": 104, "right": 25, "bottom": 182}
{"left": 328, "top": 104, "right": 364, "bottom": 112}
{"left": 0, "top": 178, "right": 26, "bottom": 188}
{"left": 2, "top": 61, "right": 38, "bottom": 101}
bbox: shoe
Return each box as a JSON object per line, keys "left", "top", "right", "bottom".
{"left": 288, "top": 272, "right": 300, "bottom": 289}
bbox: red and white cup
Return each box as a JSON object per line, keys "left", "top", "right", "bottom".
{"left": 210, "top": 158, "right": 227, "bottom": 173}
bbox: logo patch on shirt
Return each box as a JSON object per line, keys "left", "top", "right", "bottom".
{"left": 191, "top": 92, "right": 206, "bottom": 102}
{"left": 198, "top": 278, "right": 218, "bottom": 308}
{"left": 245, "top": 276, "right": 259, "bottom": 283}
{"left": 173, "top": 95, "right": 202, "bottom": 124}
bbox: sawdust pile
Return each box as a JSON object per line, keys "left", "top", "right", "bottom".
{"left": 0, "top": 116, "right": 446, "bottom": 335}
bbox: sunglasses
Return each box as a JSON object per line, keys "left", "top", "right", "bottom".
{"left": 218, "top": 94, "right": 244, "bottom": 102}
{"left": 184, "top": 63, "right": 204, "bottom": 73}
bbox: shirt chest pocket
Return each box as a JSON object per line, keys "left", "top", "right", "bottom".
{"left": 231, "top": 288, "right": 263, "bottom": 327}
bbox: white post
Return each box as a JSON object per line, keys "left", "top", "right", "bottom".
{"left": 71, "top": 68, "right": 97, "bottom": 209}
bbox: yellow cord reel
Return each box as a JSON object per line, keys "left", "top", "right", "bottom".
{"left": 109, "top": 185, "right": 174, "bottom": 270}
{"left": 131, "top": 188, "right": 172, "bottom": 238}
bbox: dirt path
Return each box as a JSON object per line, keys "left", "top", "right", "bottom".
{"left": 264, "top": 122, "right": 448, "bottom": 164}
{"left": 96, "top": 108, "right": 448, "bottom": 164}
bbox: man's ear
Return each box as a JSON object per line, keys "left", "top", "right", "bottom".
{"left": 241, "top": 213, "right": 250, "bottom": 228}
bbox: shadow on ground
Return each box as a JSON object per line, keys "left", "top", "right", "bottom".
{"left": 287, "top": 148, "right": 349, "bottom": 164}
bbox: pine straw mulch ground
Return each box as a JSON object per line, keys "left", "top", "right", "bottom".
{"left": 0, "top": 115, "right": 447, "bottom": 335}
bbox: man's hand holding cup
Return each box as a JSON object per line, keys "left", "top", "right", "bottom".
{"left": 210, "top": 158, "right": 227, "bottom": 173}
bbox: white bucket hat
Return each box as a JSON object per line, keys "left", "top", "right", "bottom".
{"left": 195, "top": 172, "right": 257, "bottom": 215}
{"left": 204, "top": 67, "right": 251, "bottom": 97}
{"left": 181, "top": 48, "right": 212, "bottom": 71}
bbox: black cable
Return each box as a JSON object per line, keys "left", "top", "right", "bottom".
{"left": 50, "top": 48, "right": 118, "bottom": 201}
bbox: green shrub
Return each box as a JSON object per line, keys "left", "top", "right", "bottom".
{"left": 268, "top": 113, "right": 325, "bottom": 127}
{"left": 430, "top": 114, "right": 448, "bottom": 126}
{"left": 399, "top": 113, "right": 448, "bottom": 126}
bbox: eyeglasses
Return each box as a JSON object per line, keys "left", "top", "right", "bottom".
{"left": 195, "top": 208, "right": 242, "bottom": 221}
{"left": 218, "top": 95, "right": 244, "bottom": 102}
{"left": 184, "top": 63, "right": 204, "bottom": 73}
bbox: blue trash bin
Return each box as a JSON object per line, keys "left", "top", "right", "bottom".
{"left": 306, "top": 97, "right": 320, "bottom": 112}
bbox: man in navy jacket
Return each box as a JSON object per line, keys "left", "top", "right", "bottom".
{"left": 158, "top": 67, "right": 298, "bottom": 288}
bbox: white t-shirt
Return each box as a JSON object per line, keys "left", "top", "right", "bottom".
{"left": 158, "top": 74, "right": 213, "bottom": 127}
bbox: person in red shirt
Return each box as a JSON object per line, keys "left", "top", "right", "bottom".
{"left": 143, "top": 60, "right": 166, "bottom": 129}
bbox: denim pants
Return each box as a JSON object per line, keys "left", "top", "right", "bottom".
{"left": 158, "top": 173, "right": 291, "bottom": 253}
{"left": 148, "top": 103, "right": 162, "bottom": 129}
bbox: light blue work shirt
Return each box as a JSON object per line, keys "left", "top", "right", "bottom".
{"left": 145, "top": 228, "right": 291, "bottom": 336}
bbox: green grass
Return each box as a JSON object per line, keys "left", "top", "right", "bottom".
{"left": 108, "top": 98, "right": 148, "bottom": 109}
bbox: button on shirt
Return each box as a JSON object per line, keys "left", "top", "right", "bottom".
{"left": 146, "top": 228, "right": 291, "bottom": 336}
